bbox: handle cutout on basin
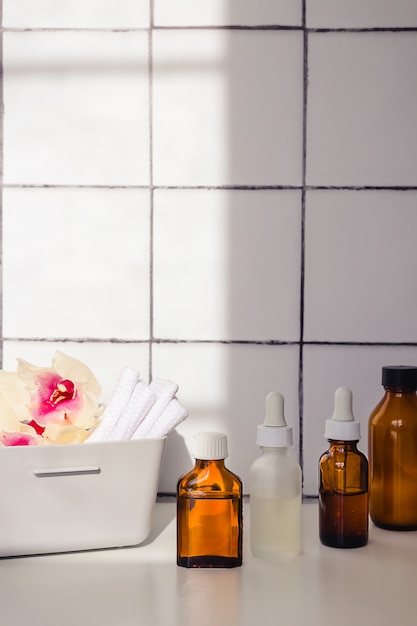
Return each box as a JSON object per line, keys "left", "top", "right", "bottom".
{"left": 33, "top": 466, "right": 101, "bottom": 478}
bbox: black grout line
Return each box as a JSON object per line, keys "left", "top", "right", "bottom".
{"left": 298, "top": 0, "right": 308, "bottom": 480}
{"left": 152, "top": 339, "right": 301, "bottom": 345}
{"left": 4, "top": 26, "right": 417, "bottom": 33}
{"left": 4, "top": 183, "right": 417, "bottom": 191}
{"left": 3, "top": 184, "right": 152, "bottom": 190}
{"left": 154, "top": 25, "right": 301, "bottom": 31}
{"left": 1, "top": 338, "right": 302, "bottom": 345}
{"left": 304, "top": 341, "right": 417, "bottom": 346}
{"left": 3, "top": 13, "right": 417, "bottom": 422}
{"left": 2, "top": 10, "right": 417, "bottom": 500}
{"left": 4, "top": 337, "right": 153, "bottom": 344}
{"left": 0, "top": 1, "right": 3, "bottom": 369}
{"left": 148, "top": 0, "right": 154, "bottom": 382}
{"left": 309, "top": 27, "right": 417, "bottom": 33}
{"left": 4, "top": 28, "right": 151, "bottom": 33}
{"left": 306, "top": 185, "right": 417, "bottom": 191}
{"left": 6, "top": 337, "right": 417, "bottom": 347}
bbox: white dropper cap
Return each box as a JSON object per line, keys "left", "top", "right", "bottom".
{"left": 256, "top": 392, "right": 293, "bottom": 447}
{"left": 324, "top": 387, "right": 361, "bottom": 441}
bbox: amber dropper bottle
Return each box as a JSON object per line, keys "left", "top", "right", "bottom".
{"left": 319, "top": 387, "right": 369, "bottom": 548}
{"left": 177, "top": 431, "right": 243, "bottom": 568}
{"left": 369, "top": 365, "right": 417, "bottom": 530}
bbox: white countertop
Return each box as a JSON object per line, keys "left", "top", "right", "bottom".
{"left": 1, "top": 500, "right": 416, "bottom": 626}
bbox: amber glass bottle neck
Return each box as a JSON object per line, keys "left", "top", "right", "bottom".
{"left": 384, "top": 387, "right": 417, "bottom": 395}
{"left": 194, "top": 458, "right": 226, "bottom": 468}
{"left": 327, "top": 440, "right": 359, "bottom": 449}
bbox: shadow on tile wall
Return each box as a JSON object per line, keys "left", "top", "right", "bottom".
{"left": 1, "top": 1, "right": 417, "bottom": 497}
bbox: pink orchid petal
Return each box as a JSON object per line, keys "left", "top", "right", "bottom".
{"left": 27, "top": 420, "right": 45, "bottom": 435}
{"left": 0, "top": 351, "right": 102, "bottom": 444}
{"left": 29, "top": 371, "right": 83, "bottom": 427}
{"left": 0, "top": 431, "right": 42, "bottom": 446}
{"left": 53, "top": 350, "right": 102, "bottom": 398}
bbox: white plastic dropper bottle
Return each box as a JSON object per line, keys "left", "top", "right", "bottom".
{"left": 250, "top": 392, "right": 302, "bottom": 559}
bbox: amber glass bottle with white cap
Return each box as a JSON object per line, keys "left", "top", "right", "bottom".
{"left": 176, "top": 431, "right": 242, "bottom": 568}
{"left": 369, "top": 365, "right": 417, "bottom": 530}
{"left": 319, "top": 387, "right": 369, "bottom": 548}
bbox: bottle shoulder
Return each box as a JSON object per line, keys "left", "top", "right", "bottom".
{"left": 251, "top": 448, "right": 301, "bottom": 471}
{"left": 177, "top": 460, "right": 242, "bottom": 495}
{"left": 250, "top": 449, "right": 302, "bottom": 497}
{"left": 319, "top": 442, "right": 368, "bottom": 468}
{"left": 369, "top": 392, "right": 417, "bottom": 426}
{"left": 319, "top": 441, "right": 368, "bottom": 494}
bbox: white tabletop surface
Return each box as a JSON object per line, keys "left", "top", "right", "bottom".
{"left": 1, "top": 500, "right": 416, "bottom": 626}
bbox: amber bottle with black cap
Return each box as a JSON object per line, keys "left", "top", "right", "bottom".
{"left": 369, "top": 365, "right": 417, "bottom": 530}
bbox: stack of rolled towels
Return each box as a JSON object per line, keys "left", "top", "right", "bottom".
{"left": 86, "top": 367, "right": 188, "bottom": 443}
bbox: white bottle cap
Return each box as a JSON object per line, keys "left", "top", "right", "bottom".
{"left": 324, "top": 387, "right": 361, "bottom": 441}
{"left": 256, "top": 392, "right": 293, "bottom": 447}
{"left": 192, "top": 431, "right": 228, "bottom": 460}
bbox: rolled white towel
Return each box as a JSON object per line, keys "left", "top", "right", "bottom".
{"left": 130, "top": 378, "right": 178, "bottom": 439}
{"left": 86, "top": 367, "right": 140, "bottom": 443}
{"left": 145, "top": 398, "right": 188, "bottom": 439}
{"left": 108, "top": 381, "right": 157, "bottom": 441}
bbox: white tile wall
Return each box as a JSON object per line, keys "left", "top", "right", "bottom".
{"left": 154, "top": 0, "right": 302, "bottom": 27}
{"left": 4, "top": 31, "right": 150, "bottom": 186}
{"left": 153, "top": 188, "right": 301, "bottom": 341}
{"left": 152, "top": 342, "right": 300, "bottom": 493}
{"left": 3, "top": 0, "right": 150, "bottom": 28}
{"left": 3, "top": 341, "right": 151, "bottom": 407}
{"left": 1, "top": 2, "right": 416, "bottom": 496}
{"left": 152, "top": 30, "right": 303, "bottom": 186}
{"left": 303, "top": 345, "right": 417, "bottom": 494}
{"left": 3, "top": 188, "right": 151, "bottom": 339}
{"left": 307, "top": 32, "right": 417, "bottom": 187}
{"left": 304, "top": 190, "right": 417, "bottom": 343}
{"left": 307, "top": 0, "right": 417, "bottom": 28}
